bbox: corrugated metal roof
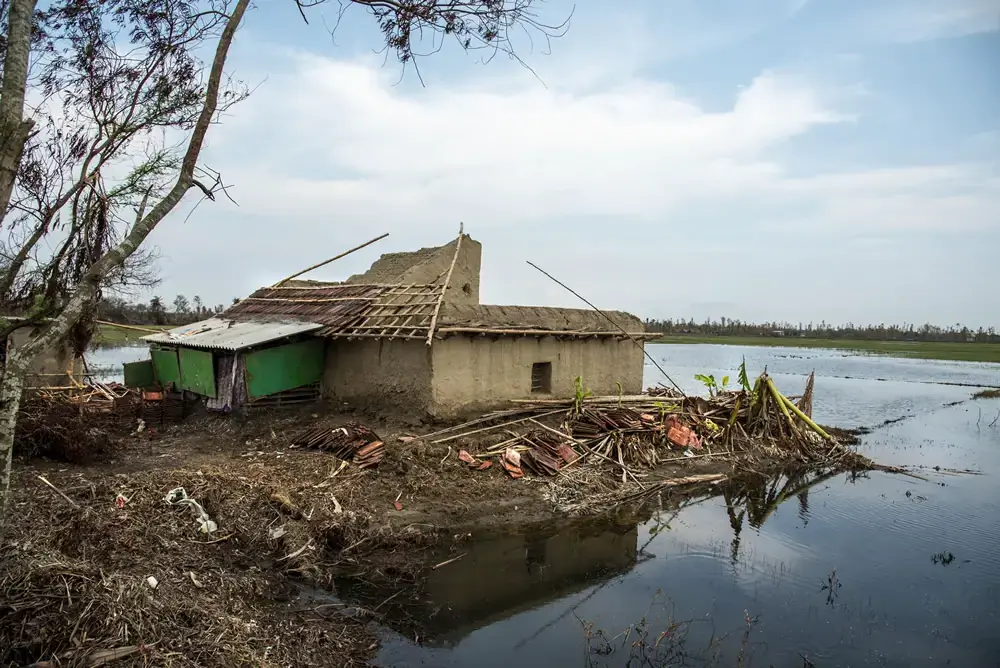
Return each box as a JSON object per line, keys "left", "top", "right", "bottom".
{"left": 142, "top": 317, "right": 322, "bottom": 351}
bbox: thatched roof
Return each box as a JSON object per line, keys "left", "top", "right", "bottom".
{"left": 435, "top": 304, "right": 651, "bottom": 339}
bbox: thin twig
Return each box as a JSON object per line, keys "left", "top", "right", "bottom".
{"left": 431, "top": 552, "right": 467, "bottom": 570}
{"left": 37, "top": 476, "right": 79, "bottom": 508}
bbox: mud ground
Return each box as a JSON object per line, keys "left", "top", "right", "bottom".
{"left": 1, "top": 404, "right": 816, "bottom": 667}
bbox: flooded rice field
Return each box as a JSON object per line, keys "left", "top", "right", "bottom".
{"left": 366, "top": 344, "right": 1000, "bottom": 667}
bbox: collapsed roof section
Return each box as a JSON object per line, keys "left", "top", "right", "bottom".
{"left": 223, "top": 282, "right": 446, "bottom": 341}
{"left": 217, "top": 230, "right": 647, "bottom": 343}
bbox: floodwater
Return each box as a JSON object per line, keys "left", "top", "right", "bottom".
{"left": 362, "top": 343, "right": 1000, "bottom": 667}
{"left": 85, "top": 344, "right": 149, "bottom": 382}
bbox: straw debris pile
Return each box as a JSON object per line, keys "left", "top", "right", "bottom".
{"left": 428, "top": 371, "right": 882, "bottom": 510}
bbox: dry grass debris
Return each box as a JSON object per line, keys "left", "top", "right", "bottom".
{"left": 2, "top": 371, "right": 899, "bottom": 665}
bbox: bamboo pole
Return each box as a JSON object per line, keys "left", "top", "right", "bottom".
{"left": 95, "top": 320, "right": 163, "bottom": 334}
{"left": 431, "top": 408, "right": 564, "bottom": 443}
{"left": 525, "top": 261, "right": 686, "bottom": 396}
{"left": 272, "top": 232, "right": 389, "bottom": 287}
{"left": 425, "top": 223, "right": 464, "bottom": 346}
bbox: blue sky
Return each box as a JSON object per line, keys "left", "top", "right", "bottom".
{"left": 145, "top": 0, "right": 1000, "bottom": 328}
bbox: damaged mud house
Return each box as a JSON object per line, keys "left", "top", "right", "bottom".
{"left": 126, "top": 233, "right": 655, "bottom": 416}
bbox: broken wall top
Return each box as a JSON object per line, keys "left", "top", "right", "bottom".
{"left": 345, "top": 235, "right": 481, "bottom": 306}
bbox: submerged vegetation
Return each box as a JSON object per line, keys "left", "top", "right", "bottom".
{"left": 972, "top": 388, "right": 1000, "bottom": 399}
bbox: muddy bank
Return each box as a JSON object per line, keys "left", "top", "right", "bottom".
{"left": 2, "top": 379, "right": 874, "bottom": 667}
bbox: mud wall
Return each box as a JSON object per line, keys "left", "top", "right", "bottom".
{"left": 429, "top": 336, "right": 644, "bottom": 417}
{"left": 6, "top": 327, "right": 83, "bottom": 386}
{"left": 347, "top": 236, "right": 482, "bottom": 306}
{"left": 322, "top": 339, "right": 433, "bottom": 412}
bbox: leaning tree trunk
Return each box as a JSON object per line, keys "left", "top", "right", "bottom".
{"left": 0, "top": 353, "right": 28, "bottom": 520}
{"left": 0, "top": 0, "right": 39, "bottom": 215}
{"left": 0, "top": 0, "right": 252, "bottom": 523}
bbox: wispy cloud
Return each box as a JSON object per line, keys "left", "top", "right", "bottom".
{"left": 862, "top": 0, "right": 1000, "bottom": 42}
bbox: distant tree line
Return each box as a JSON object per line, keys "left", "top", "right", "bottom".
{"left": 98, "top": 301, "right": 1000, "bottom": 344}
{"left": 97, "top": 295, "right": 241, "bottom": 327}
{"left": 644, "top": 318, "right": 1000, "bottom": 344}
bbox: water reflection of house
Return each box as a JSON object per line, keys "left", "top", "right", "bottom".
{"left": 338, "top": 520, "right": 641, "bottom": 646}
{"left": 125, "top": 232, "right": 652, "bottom": 416}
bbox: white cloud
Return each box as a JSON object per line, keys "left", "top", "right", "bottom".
{"left": 205, "top": 56, "right": 846, "bottom": 226}
{"left": 147, "top": 45, "right": 998, "bottom": 324}
{"left": 200, "top": 52, "right": 997, "bottom": 237}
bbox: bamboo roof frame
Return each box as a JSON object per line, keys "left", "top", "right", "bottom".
{"left": 225, "top": 225, "right": 655, "bottom": 344}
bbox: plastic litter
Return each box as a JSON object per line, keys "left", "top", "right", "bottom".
{"left": 164, "top": 487, "right": 218, "bottom": 534}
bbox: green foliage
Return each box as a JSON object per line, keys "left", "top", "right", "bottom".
{"left": 573, "top": 376, "right": 592, "bottom": 414}
{"left": 694, "top": 373, "right": 729, "bottom": 396}
{"left": 653, "top": 400, "right": 680, "bottom": 423}
{"left": 738, "top": 356, "right": 752, "bottom": 393}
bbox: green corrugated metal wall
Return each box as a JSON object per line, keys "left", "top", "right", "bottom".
{"left": 178, "top": 347, "right": 216, "bottom": 397}
{"left": 245, "top": 339, "right": 325, "bottom": 399}
{"left": 151, "top": 346, "right": 180, "bottom": 388}
{"left": 124, "top": 359, "right": 155, "bottom": 388}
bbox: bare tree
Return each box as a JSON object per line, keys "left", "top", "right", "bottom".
{"left": 0, "top": 0, "right": 567, "bottom": 515}
{"left": 0, "top": 0, "right": 254, "bottom": 514}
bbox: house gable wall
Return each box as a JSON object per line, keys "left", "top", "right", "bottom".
{"left": 428, "top": 336, "right": 644, "bottom": 418}
{"left": 346, "top": 236, "right": 482, "bottom": 306}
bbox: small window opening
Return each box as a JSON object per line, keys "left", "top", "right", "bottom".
{"left": 531, "top": 362, "right": 552, "bottom": 394}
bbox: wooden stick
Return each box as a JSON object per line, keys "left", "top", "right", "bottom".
{"left": 37, "top": 475, "right": 80, "bottom": 508}
{"left": 431, "top": 409, "right": 565, "bottom": 443}
{"left": 272, "top": 233, "right": 389, "bottom": 287}
{"left": 276, "top": 538, "right": 314, "bottom": 562}
{"left": 426, "top": 223, "right": 464, "bottom": 346}
{"left": 265, "top": 282, "right": 438, "bottom": 291}
{"left": 510, "top": 395, "right": 677, "bottom": 405}
{"left": 421, "top": 408, "right": 544, "bottom": 439}
{"left": 244, "top": 296, "right": 381, "bottom": 304}
{"left": 431, "top": 552, "right": 467, "bottom": 570}
{"left": 95, "top": 320, "right": 162, "bottom": 334}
